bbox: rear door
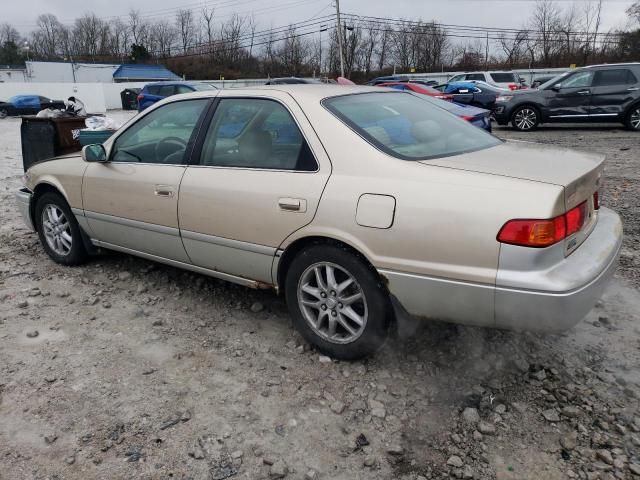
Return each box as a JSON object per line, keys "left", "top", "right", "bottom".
{"left": 178, "top": 91, "right": 331, "bottom": 284}
{"left": 589, "top": 68, "right": 639, "bottom": 119}
{"left": 546, "top": 70, "right": 594, "bottom": 119}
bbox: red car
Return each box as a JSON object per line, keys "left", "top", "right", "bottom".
{"left": 377, "top": 82, "right": 454, "bottom": 101}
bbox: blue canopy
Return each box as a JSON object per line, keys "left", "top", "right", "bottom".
{"left": 9, "top": 95, "right": 40, "bottom": 108}
{"left": 113, "top": 64, "right": 181, "bottom": 82}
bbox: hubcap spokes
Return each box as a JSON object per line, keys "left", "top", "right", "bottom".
{"left": 631, "top": 109, "right": 640, "bottom": 130}
{"left": 42, "top": 204, "right": 72, "bottom": 256}
{"left": 297, "top": 262, "right": 367, "bottom": 344}
{"left": 515, "top": 109, "right": 536, "bottom": 130}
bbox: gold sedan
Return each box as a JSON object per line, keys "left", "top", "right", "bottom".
{"left": 16, "top": 86, "right": 622, "bottom": 359}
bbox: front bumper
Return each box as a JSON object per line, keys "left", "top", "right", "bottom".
{"left": 493, "top": 104, "right": 510, "bottom": 125}
{"left": 15, "top": 188, "right": 35, "bottom": 231}
{"left": 380, "top": 207, "right": 622, "bottom": 332}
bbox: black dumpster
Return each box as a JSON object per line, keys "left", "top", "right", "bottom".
{"left": 120, "top": 88, "right": 141, "bottom": 110}
{"left": 21, "top": 116, "right": 88, "bottom": 171}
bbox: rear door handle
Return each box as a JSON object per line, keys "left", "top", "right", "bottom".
{"left": 279, "top": 198, "right": 306, "bottom": 212}
{"left": 627, "top": 87, "right": 640, "bottom": 91}
{"left": 154, "top": 185, "right": 175, "bottom": 197}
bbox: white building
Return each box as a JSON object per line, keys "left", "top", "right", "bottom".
{"left": 0, "top": 66, "right": 28, "bottom": 82}
{"left": 24, "top": 61, "right": 120, "bottom": 83}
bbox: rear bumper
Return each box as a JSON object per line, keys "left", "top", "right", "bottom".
{"left": 15, "top": 188, "right": 35, "bottom": 231}
{"left": 494, "top": 207, "right": 622, "bottom": 331}
{"left": 380, "top": 207, "right": 622, "bottom": 332}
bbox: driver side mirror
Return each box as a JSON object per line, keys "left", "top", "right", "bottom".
{"left": 82, "top": 144, "right": 107, "bottom": 162}
{"left": 551, "top": 85, "right": 561, "bottom": 92}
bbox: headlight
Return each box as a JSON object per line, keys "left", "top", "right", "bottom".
{"left": 496, "top": 95, "right": 513, "bottom": 103}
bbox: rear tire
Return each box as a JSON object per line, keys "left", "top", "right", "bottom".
{"left": 35, "top": 192, "right": 88, "bottom": 266}
{"left": 624, "top": 105, "right": 640, "bottom": 131}
{"left": 284, "top": 244, "right": 391, "bottom": 360}
{"left": 511, "top": 106, "right": 540, "bottom": 131}
{"left": 0, "top": 108, "right": 8, "bottom": 119}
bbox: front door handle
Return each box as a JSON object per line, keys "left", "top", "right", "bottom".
{"left": 576, "top": 90, "right": 591, "bottom": 95}
{"left": 279, "top": 198, "right": 306, "bottom": 212}
{"left": 627, "top": 87, "right": 640, "bottom": 91}
{"left": 154, "top": 185, "right": 175, "bottom": 197}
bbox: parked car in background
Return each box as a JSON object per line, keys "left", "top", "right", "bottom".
{"left": 137, "top": 82, "right": 217, "bottom": 112}
{"left": 448, "top": 71, "right": 522, "bottom": 90}
{"left": 16, "top": 85, "right": 621, "bottom": 360}
{"left": 434, "top": 81, "right": 504, "bottom": 109}
{"left": 366, "top": 76, "right": 438, "bottom": 86}
{"left": 494, "top": 63, "right": 640, "bottom": 131}
{"left": 379, "top": 82, "right": 492, "bottom": 131}
{"left": 0, "top": 95, "right": 65, "bottom": 118}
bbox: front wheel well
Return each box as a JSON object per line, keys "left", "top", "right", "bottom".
{"left": 30, "top": 183, "right": 66, "bottom": 231}
{"left": 276, "top": 236, "right": 384, "bottom": 293}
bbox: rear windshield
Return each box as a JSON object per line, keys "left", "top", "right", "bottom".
{"left": 490, "top": 73, "right": 517, "bottom": 83}
{"left": 323, "top": 92, "right": 500, "bottom": 161}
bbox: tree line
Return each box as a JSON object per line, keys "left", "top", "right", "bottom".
{"left": 0, "top": 0, "right": 638, "bottom": 81}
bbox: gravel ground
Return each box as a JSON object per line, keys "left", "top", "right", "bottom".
{"left": 1, "top": 114, "right": 639, "bottom": 480}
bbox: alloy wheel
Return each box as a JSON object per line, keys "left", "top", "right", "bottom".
{"left": 631, "top": 108, "right": 640, "bottom": 130}
{"left": 297, "top": 262, "right": 368, "bottom": 344}
{"left": 514, "top": 108, "right": 537, "bottom": 130}
{"left": 41, "top": 204, "right": 73, "bottom": 256}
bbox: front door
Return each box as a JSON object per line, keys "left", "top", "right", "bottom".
{"left": 178, "top": 93, "right": 331, "bottom": 284}
{"left": 82, "top": 98, "right": 210, "bottom": 262}
{"left": 547, "top": 70, "right": 594, "bottom": 119}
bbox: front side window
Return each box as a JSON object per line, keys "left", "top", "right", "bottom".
{"left": 158, "top": 85, "right": 175, "bottom": 96}
{"left": 323, "top": 92, "right": 501, "bottom": 161}
{"left": 111, "top": 99, "right": 208, "bottom": 164}
{"left": 199, "top": 98, "right": 317, "bottom": 171}
{"left": 449, "top": 74, "right": 465, "bottom": 82}
{"left": 555, "top": 71, "right": 593, "bottom": 89}
{"left": 593, "top": 69, "right": 636, "bottom": 86}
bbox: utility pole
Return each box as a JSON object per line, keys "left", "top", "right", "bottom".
{"left": 484, "top": 32, "right": 489, "bottom": 70}
{"left": 335, "top": 0, "right": 345, "bottom": 78}
{"left": 319, "top": 24, "right": 327, "bottom": 78}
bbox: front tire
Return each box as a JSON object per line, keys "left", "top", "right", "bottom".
{"left": 35, "top": 192, "right": 88, "bottom": 265}
{"left": 511, "top": 106, "right": 540, "bottom": 131}
{"left": 284, "top": 244, "right": 391, "bottom": 360}
{"left": 624, "top": 105, "right": 640, "bottom": 131}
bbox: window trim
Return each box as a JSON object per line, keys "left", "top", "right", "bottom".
{"left": 108, "top": 97, "right": 213, "bottom": 166}
{"left": 189, "top": 95, "right": 320, "bottom": 173}
{"left": 321, "top": 91, "right": 502, "bottom": 162}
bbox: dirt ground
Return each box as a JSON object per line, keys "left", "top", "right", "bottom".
{"left": 1, "top": 114, "right": 639, "bottom": 480}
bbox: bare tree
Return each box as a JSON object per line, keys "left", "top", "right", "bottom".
{"left": 151, "top": 20, "right": 176, "bottom": 58}
{"left": 581, "top": 0, "right": 603, "bottom": 62}
{"left": 530, "top": 0, "right": 562, "bottom": 65}
{"left": 0, "top": 23, "right": 20, "bottom": 44}
{"left": 34, "top": 14, "right": 63, "bottom": 59}
{"left": 109, "top": 19, "right": 130, "bottom": 58}
{"left": 202, "top": 6, "right": 215, "bottom": 51}
{"left": 129, "top": 10, "right": 149, "bottom": 47}
{"left": 72, "top": 13, "right": 109, "bottom": 59}
{"left": 498, "top": 30, "right": 528, "bottom": 67}
{"left": 628, "top": 1, "right": 640, "bottom": 24}
{"left": 175, "top": 9, "right": 194, "bottom": 54}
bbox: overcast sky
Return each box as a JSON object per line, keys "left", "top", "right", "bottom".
{"left": 4, "top": 0, "right": 635, "bottom": 34}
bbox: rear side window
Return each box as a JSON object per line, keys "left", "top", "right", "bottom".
{"left": 323, "top": 92, "right": 501, "bottom": 161}
{"left": 465, "top": 73, "right": 485, "bottom": 81}
{"left": 146, "top": 85, "right": 161, "bottom": 95}
{"left": 490, "top": 73, "right": 517, "bottom": 83}
{"left": 158, "top": 85, "right": 176, "bottom": 96}
{"left": 593, "top": 69, "right": 637, "bottom": 86}
{"left": 199, "top": 98, "right": 317, "bottom": 171}
{"left": 175, "top": 85, "right": 194, "bottom": 94}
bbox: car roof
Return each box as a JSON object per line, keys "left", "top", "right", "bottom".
{"left": 581, "top": 62, "right": 640, "bottom": 70}
{"left": 171, "top": 84, "right": 385, "bottom": 103}
{"left": 144, "top": 81, "right": 199, "bottom": 87}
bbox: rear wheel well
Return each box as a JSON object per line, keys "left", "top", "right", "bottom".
{"left": 277, "top": 236, "right": 383, "bottom": 293}
{"left": 31, "top": 184, "right": 66, "bottom": 231}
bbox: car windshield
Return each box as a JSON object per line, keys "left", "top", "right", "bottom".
{"left": 192, "top": 83, "right": 216, "bottom": 91}
{"left": 489, "top": 73, "right": 517, "bottom": 83}
{"left": 323, "top": 92, "right": 500, "bottom": 161}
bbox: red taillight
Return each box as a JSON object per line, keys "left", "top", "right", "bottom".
{"left": 593, "top": 191, "right": 600, "bottom": 210}
{"left": 497, "top": 201, "right": 588, "bottom": 248}
{"left": 137, "top": 94, "right": 144, "bottom": 102}
{"left": 508, "top": 83, "right": 518, "bottom": 91}
{"left": 434, "top": 94, "right": 454, "bottom": 101}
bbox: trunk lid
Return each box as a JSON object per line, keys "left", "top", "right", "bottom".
{"left": 423, "top": 140, "right": 604, "bottom": 254}
{"left": 423, "top": 140, "right": 603, "bottom": 208}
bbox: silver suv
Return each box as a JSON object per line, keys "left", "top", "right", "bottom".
{"left": 448, "top": 71, "right": 521, "bottom": 90}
